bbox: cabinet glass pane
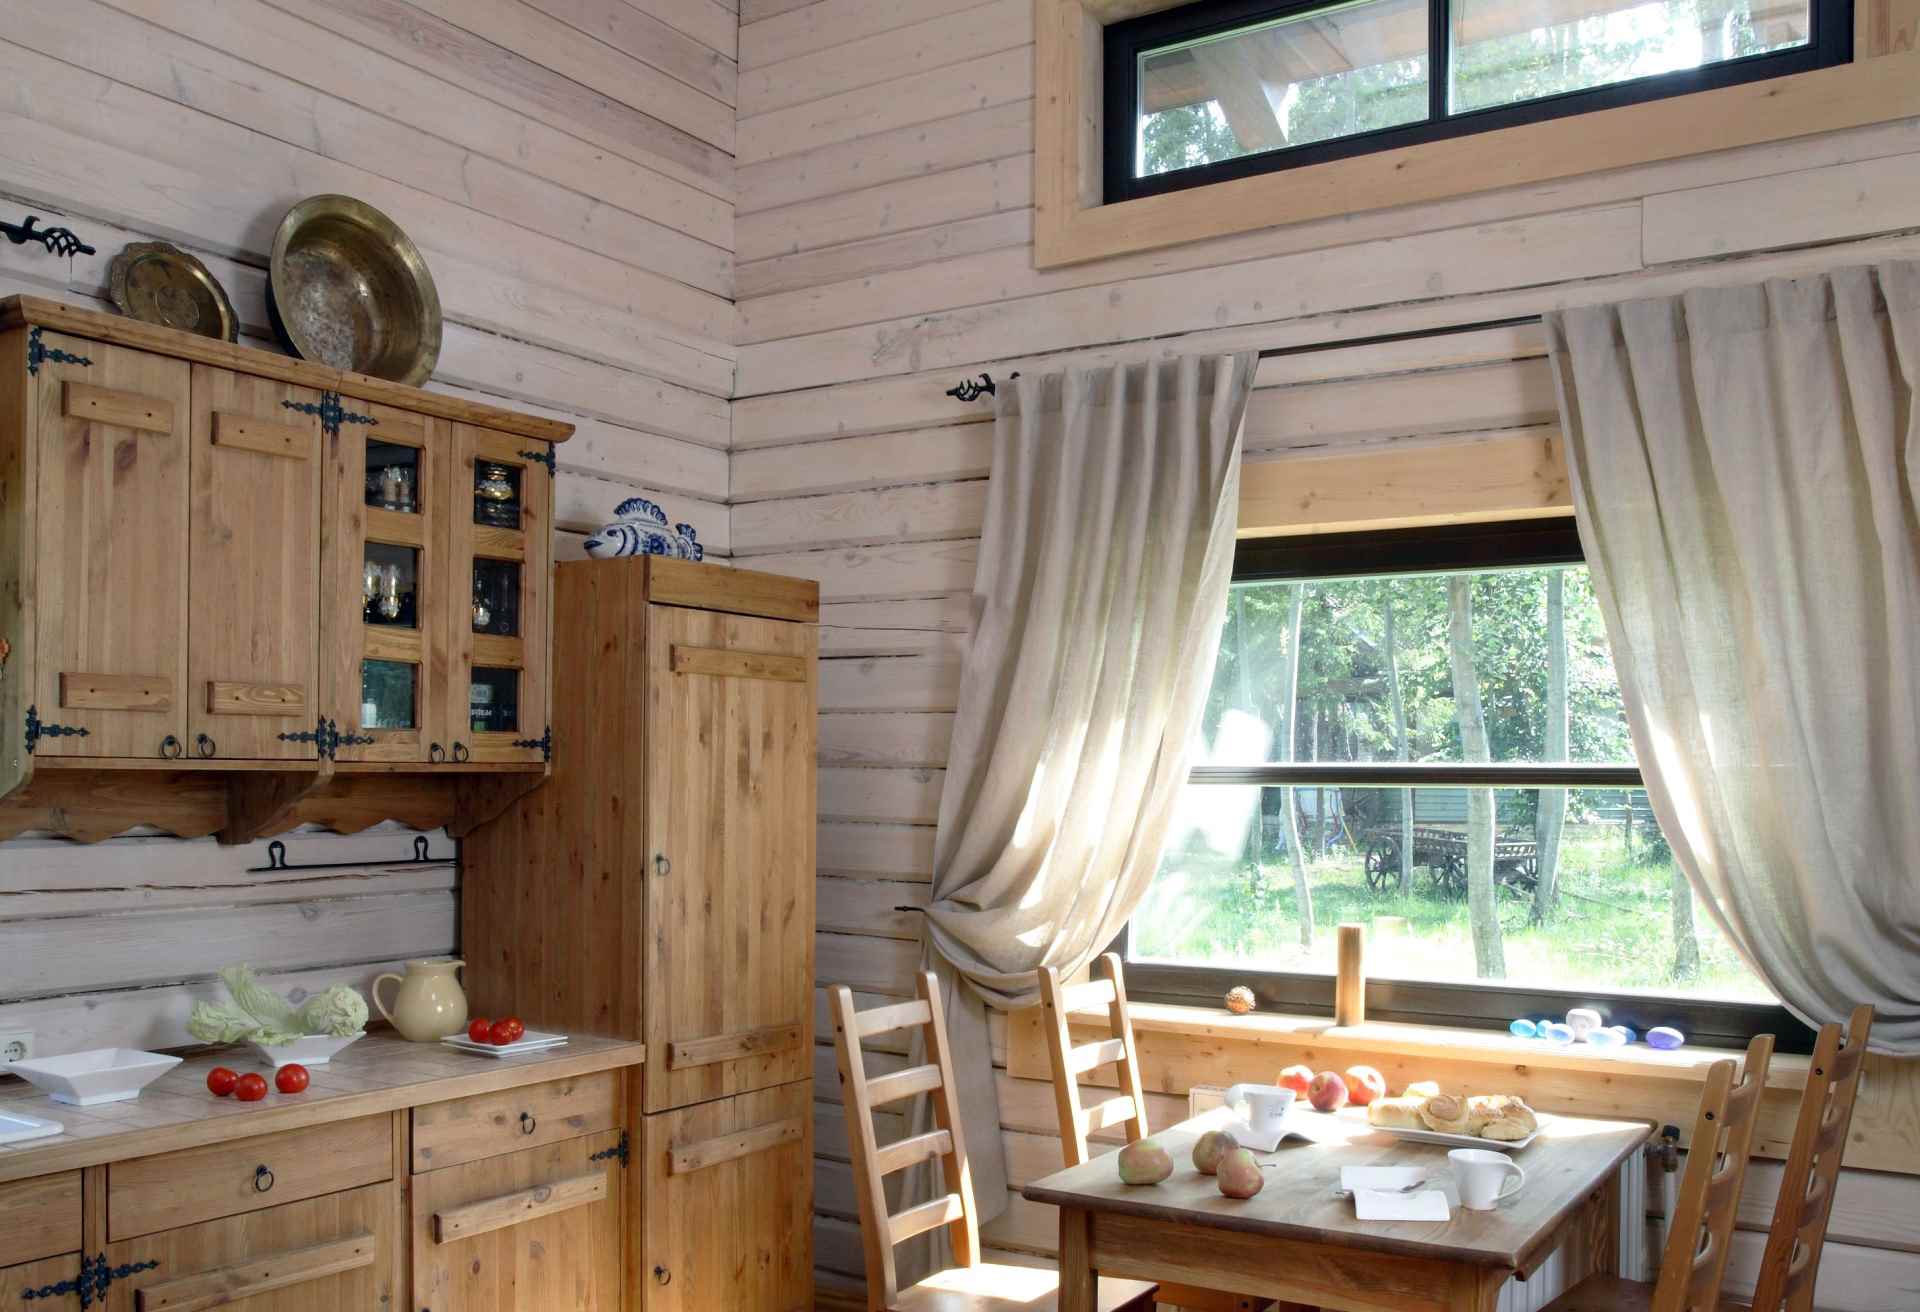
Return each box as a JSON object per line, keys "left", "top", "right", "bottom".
{"left": 364, "top": 542, "right": 420, "bottom": 628}
{"left": 366, "top": 440, "right": 422, "bottom": 514}
{"left": 472, "top": 559, "right": 521, "bottom": 637}
{"left": 473, "top": 461, "right": 522, "bottom": 529}
{"left": 469, "top": 667, "right": 520, "bottom": 735}
{"left": 361, "top": 659, "right": 417, "bottom": 730}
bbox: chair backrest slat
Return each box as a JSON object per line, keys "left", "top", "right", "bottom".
{"left": 830, "top": 972, "right": 982, "bottom": 1312}
{"left": 1653, "top": 1032, "right": 1774, "bottom": 1312}
{"left": 1039, "top": 952, "right": 1150, "bottom": 1168}
{"left": 1750, "top": 1005, "right": 1873, "bottom": 1312}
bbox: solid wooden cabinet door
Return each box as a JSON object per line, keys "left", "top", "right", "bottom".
{"left": 637, "top": 1082, "right": 813, "bottom": 1311}
{"left": 412, "top": 1129, "right": 624, "bottom": 1311}
{"left": 0, "top": 1254, "right": 82, "bottom": 1310}
{"left": 445, "top": 425, "right": 551, "bottom": 765}
{"left": 186, "top": 367, "right": 323, "bottom": 760}
{"left": 324, "top": 400, "right": 448, "bottom": 761}
{"left": 30, "top": 333, "right": 191, "bottom": 758}
{"left": 96, "top": 1181, "right": 394, "bottom": 1311}
{"left": 644, "top": 605, "right": 815, "bottom": 1113}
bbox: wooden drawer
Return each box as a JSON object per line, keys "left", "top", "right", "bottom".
{"left": 412, "top": 1129, "right": 624, "bottom": 1311}
{"left": 97, "top": 1180, "right": 394, "bottom": 1312}
{"left": 0, "top": 1254, "right": 82, "bottom": 1311}
{"left": 108, "top": 1115, "right": 392, "bottom": 1241}
{"left": 0, "top": 1170, "right": 82, "bottom": 1266}
{"left": 412, "top": 1069, "right": 620, "bottom": 1172}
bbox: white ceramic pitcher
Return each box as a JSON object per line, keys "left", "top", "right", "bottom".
{"left": 372, "top": 958, "right": 469, "bottom": 1042}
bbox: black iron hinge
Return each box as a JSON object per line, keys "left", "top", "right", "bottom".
{"left": 35, "top": 1252, "right": 160, "bottom": 1308}
{"left": 23, "top": 704, "right": 88, "bottom": 755}
{"left": 327, "top": 718, "right": 375, "bottom": 756}
{"left": 511, "top": 725, "right": 552, "bottom": 761}
{"left": 518, "top": 446, "right": 556, "bottom": 475}
{"left": 589, "top": 1130, "right": 630, "bottom": 1168}
{"left": 277, "top": 715, "right": 332, "bottom": 760}
{"left": 26, "top": 326, "right": 93, "bottom": 377}
{"left": 283, "top": 390, "right": 377, "bottom": 440}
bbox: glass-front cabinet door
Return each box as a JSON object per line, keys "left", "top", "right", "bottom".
{"left": 447, "top": 424, "right": 550, "bottom": 764}
{"left": 323, "top": 401, "right": 446, "bottom": 762}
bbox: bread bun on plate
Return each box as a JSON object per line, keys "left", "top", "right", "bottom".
{"left": 1366, "top": 1096, "right": 1426, "bottom": 1130}
{"left": 1419, "top": 1093, "right": 1471, "bottom": 1134}
{"left": 1468, "top": 1095, "right": 1539, "bottom": 1141}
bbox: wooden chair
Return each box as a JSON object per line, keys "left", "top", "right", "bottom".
{"left": 1544, "top": 1032, "right": 1776, "bottom": 1312}
{"left": 1038, "top": 954, "right": 1271, "bottom": 1312}
{"left": 829, "top": 971, "right": 1159, "bottom": 1312}
{"left": 1737, "top": 1005, "right": 1874, "bottom": 1312}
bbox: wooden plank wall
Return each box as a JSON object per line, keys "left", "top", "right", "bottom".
{"left": 730, "top": 1, "right": 1920, "bottom": 1303}
{"left": 0, "top": 0, "right": 738, "bottom": 1051}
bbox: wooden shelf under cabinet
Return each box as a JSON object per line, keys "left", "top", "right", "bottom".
{"left": 0, "top": 296, "right": 569, "bottom": 844}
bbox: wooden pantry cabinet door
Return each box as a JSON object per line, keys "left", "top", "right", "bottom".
{"left": 30, "top": 334, "right": 191, "bottom": 758}
{"left": 0, "top": 1254, "right": 82, "bottom": 1310}
{"left": 643, "top": 604, "right": 816, "bottom": 1113}
{"left": 186, "top": 367, "right": 324, "bottom": 760}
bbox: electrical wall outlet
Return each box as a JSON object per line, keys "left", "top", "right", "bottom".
{"left": 0, "top": 1031, "right": 32, "bottom": 1065}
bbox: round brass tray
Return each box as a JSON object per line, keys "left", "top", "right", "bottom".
{"left": 108, "top": 242, "right": 239, "bottom": 342}
{"left": 269, "top": 195, "right": 441, "bottom": 386}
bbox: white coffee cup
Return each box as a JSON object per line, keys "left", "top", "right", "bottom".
{"left": 1224, "top": 1083, "right": 1296, "bottom": 1137}
{"left": 1448, "top": 1148, "right": 1526, "bottom": 1210}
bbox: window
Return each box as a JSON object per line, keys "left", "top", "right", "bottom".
{"left": 1104, "top": 0, "right": 1850, "bottom": 202}
{"left": 1120, "top": 520, "right": 1809, "bottom": 1049}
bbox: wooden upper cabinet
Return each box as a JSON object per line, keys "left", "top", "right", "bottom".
{"left": 30, "top": 333, "right": 192, "bottom": 759}
{"left": 187, "top": 367, "right": 324, "bottom": 761}
{"left": 643, "top": 604, "right": 817, "bottom": 1113}
{"left": 446, "top": 424, "right": 552, "bottom": 765}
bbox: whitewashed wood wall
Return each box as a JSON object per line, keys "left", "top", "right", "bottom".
{"left": 728, "top": 1, "right": 1920, "bottom": 1304}
{"left": 0, "top": 0, "right": 736, "bottom": 1053}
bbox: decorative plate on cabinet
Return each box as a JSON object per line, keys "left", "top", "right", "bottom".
{"left": 108, "top": 241, "right": 239, "bottom": 342}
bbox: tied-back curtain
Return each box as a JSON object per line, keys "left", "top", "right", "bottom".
{"left": 1547, "top": 263, "right": 1920, "bottom": 1051}
{"left": 922, "top": 352, "right": 1255, "bottom": 1221}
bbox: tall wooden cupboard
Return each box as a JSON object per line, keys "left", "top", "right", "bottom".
{"left": 462, "top": 556, "right": 819, "bottom": 1312}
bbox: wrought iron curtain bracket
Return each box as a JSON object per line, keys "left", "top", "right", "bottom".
{"left": 1, "top": 214, "right": 96, "bottom": 258}
{"left": 26, "top": 326, "right": 93, "bottom": 377}
{"left": 283, "top": 391, "right": 378, "bottom": 440}
{"left": 518, "top": 446, "right": 556, "bottom": 474}
{"left": 511, "top": 725, "right": 553, "bottom": 761}
{"left": 251, "top": 833, "right": 446, "bottom": 874}
{"left": 589, "top": 1130, "right": 630, "bottom": 1167}
{"left": 945, "top": 371, "right": 1017, "bottom": 402}
{"left": 23, "top": 704, "right": 88, "bottom": 755}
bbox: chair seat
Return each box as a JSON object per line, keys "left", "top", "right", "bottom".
{"left": 1541, "top": 1274, "right": 1656, "bottom": 1312}
{"left": 892, "top": 1262, "right": 1158, "bottom": 1312}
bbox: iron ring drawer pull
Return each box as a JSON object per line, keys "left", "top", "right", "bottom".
{"left": 655, "top": 854, "right": 671, "bottom": 877}
{"left": 195, "top": 733, "right": 216, "bottom": 758}
{"left": 159, "top": 735, "right": 183, "bottom": 759}
{"left": 254, "top": 1164, "right": 275, "bottom": 1193}
{"left": 452, "top": 742, "right": 470, "bottom": 763}
{"left": 519, "top": 1112, "right": 537, "bottom": 1135}
{"left": 654, "top": 1266, "right": 671, "bottom": 1286}
{"left": 429, "top": 742, "right": 446, "bottom": 764}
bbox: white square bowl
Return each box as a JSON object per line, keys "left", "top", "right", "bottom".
{"left": 9, "top": 1048, "right": 183, "bottom": 1105}
{"left": 248, "top": 1032, "right": 364, "bottom": 1069}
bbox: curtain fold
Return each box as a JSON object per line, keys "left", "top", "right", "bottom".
{"left": 920, "top": 351, "right": 1255, "bottom": 1223}
{"left": 1547, "top": 262, "right": 1920, "bottom": 1051}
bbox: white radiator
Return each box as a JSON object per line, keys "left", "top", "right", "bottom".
{"left": 1185, "top": 1085, "right": 1651, "bottom": 1309}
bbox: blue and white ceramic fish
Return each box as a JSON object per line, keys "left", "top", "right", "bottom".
{"left": 584, "top": 501, "right": 704, "bottom": 561}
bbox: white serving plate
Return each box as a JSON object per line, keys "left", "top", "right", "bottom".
{"left": 0, "top": 1108, "right": 64, "bottom": 1145}
{"left": 9, "top": 1048, "right": 183, "bottom": 1106}
{"left": 441, "top": 1030, "right": 567, "bottom": 1059}
{"left": 249, "top": 1032, "right": 365, "bottom": 1069}
{"left": 1365, "top": 1122, "right": 1539, "bottom": 1153}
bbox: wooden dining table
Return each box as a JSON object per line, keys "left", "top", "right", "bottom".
{"left": 1022, "top": 1104, "right": 1652, "bottom": 1312}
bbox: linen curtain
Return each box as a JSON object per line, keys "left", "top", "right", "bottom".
{"left": 921, "top": 352, "right": 1255, "bottom": 1222}
{"left": 1547, "top": 262, "right": 1920, "bottom": 1051}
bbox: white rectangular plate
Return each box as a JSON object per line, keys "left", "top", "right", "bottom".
{"left": 1366, "top": 1123, "right": 1539, "bottom": 1152}
{"left": 0, "top": 1108, "right": 65, "bottom": 1145}
{"left": 441, "top": 1030, "right": 567, "bottom": 1058}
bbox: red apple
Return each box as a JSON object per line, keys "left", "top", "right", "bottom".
{"left": 1307, "top": 1070, "right": 1349, "bottom": 1112}
{"left": 1277, "top": 1064, "right": 1314, "bottom": 1098}
{"left": 1343, "top": 1065, "right": 1387, "bottom": 1106}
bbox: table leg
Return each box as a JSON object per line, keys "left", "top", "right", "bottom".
{"left": 1058, "top": 1205, "right": 1097, "bottom": 1312}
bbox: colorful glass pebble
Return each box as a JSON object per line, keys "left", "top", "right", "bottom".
{"left": 1587, "top": 1026, "right": 1626, "bottom": 1048}
{"left": 1509, "top": 1018, "right": 1539, "bottom": 1038}
{"left": 1541, "top": 1021, "right": 1575, "bottom": 1045}
{"left": 1647, "top": 1026, "right": 1685, "bottom": 1050}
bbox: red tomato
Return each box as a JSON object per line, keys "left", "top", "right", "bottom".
{"left": 490, "top": 1017, "right": 525, "bottom": 1046}
{"left": 468, "top": 1018, "right": 494, "bottom": 1044}
{"left": 234, "top": 1072, "right": 269, "bottom": 1102}
{"left": 274, "top": 1064, "right": 311, "bottom": 1095}
{"left": 206, "top": 1067, "right": 239, "bottom": 1097}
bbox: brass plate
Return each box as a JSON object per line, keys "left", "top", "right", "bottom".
{"left": 107, "top": 241, "right": 239, "bottom": 342}
{"left": 269, "top": 194, "right": 442, "bottom": 387}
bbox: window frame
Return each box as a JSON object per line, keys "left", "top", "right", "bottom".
{"left": 1102, "top": 0, "right": 1854, "bottom": 204}
{"left": 1116, "top": 517, "right": 1816, "bottom": 1052}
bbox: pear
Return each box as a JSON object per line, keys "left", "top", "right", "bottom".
{"left": 1115, "top": 1137, "right": 1174, "bottom": 1185}
{"left": 1191, "top": 1128, "right": 1237, "bottom": 1175}
{"left": 1216, "top": 1146, "right": 1265, "bottom": 1199}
